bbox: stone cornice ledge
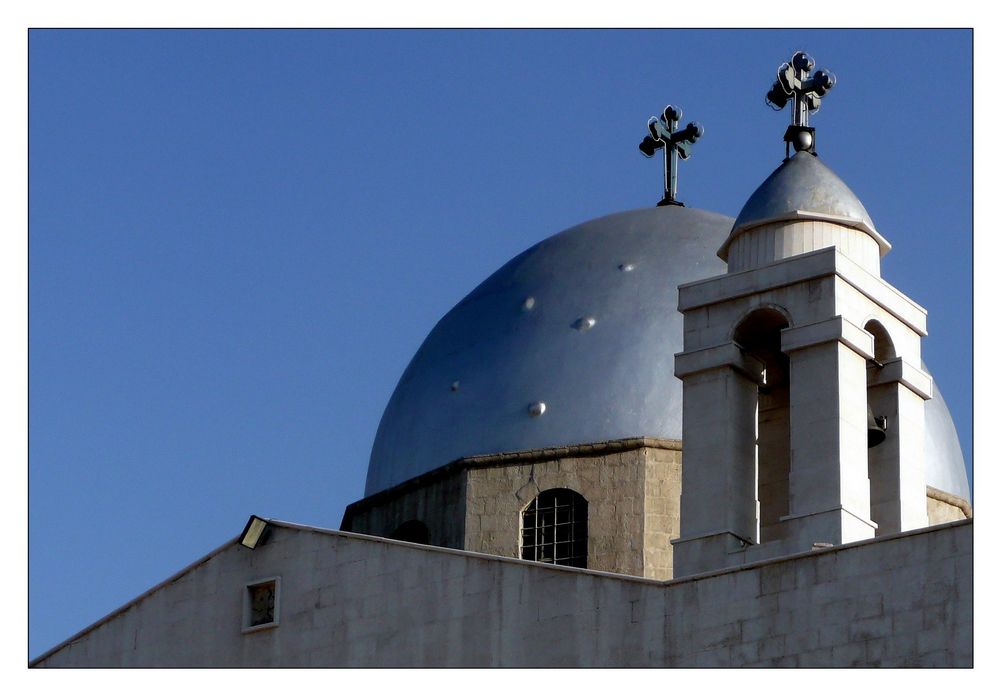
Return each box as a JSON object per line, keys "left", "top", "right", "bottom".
{"left": 343, "top": 437, "right": 684, "bottom": 518}
{"left": 833, "top": 250, "right": 928, "bottom": 335}
{"left": 780, "top": 316, "right": 874, "bottom": 360}
{"left": 868, "top": 357, "right": 933, "bottom": 400}
{"left": 676, "top": 246, "right": 927, "bottom": 336}
{"left": 678, "top": 246, "right": 839, "bottom": 312}
{"left": 674, "top": 342, "right": 765, "bottom": 381}
{"left": 461, "top": 437, "right": 683, "bottom": 466}
{"left": 927, "top": 485, "right": 973, "bottom": 518}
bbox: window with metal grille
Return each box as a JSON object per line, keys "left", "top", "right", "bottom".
{"left": 520, "top": 488, "right": 588, "bottom": 568}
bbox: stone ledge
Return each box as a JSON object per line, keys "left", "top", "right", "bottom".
{"left": 926, "top": 486, "right": 972, "bottom": 519}
{"left": 462, "top": 437, "right": 682, "bottom": 466}
{"left": 674, "top": 342, "right": 764, "bottom": 380}
{"left": 677, "top": 246, "right": 838, "bottom": 312}
{"left": 342, "top": 437, "right": 683, "bottom": 524}
{"left": 780, "top": 316, "right": 874, "bottom": 359}
{"left": 676, "top": 246, "right": 927, "bottom": 335}
{"left": 868, "top": 357, "right": 933, "bottom": 400}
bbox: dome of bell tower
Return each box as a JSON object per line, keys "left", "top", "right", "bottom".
{"left": 717, "top": 151, "right": 891, "bottom": 274}
{"left": 731, "top": 151, "right": 878, "bottom": 241}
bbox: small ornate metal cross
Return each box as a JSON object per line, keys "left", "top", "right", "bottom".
{"left": 639, "top": 105, "right": 703, "bottom": 207}
{"left": 765, "top": 51, "right": 836, "bottom": 156}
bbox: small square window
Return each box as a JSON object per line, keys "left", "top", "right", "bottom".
{"left": 242, "top": 577, "right": 281, "bottom": 633}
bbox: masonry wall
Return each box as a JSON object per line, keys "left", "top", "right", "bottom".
{"left": 341, "top": 468, "right": 466, "bottom": 550}
{"left": 641, "top": 446, "right": 682, "bottom": 579}
{"left": 342, "top": 439, "right": 963, "bottom": 582}
{"left": 33, "top": 519, "right": 972, "bottom": 667}
{"left": 927, "top": 494, "right": 970, "bottom": 526}
{"left": 464, "top": 444, "right": 681, "bottom": 578}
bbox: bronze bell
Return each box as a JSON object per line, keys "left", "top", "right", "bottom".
{"left": 867, "top": 406, "right": 887, "bottom": 448}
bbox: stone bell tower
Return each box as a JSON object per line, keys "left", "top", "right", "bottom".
{"left": 671, "top": 52, "right": 931, "bottom": 578}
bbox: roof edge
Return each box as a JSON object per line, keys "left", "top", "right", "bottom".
{"left": 34, "top": 515, "right": 974, "bottom": 666}
{"left": 351, "top": 437, "right": 682, "bottom": 524}
{"left": 30, "top": 533, "right": 242, "bottom": 666}
{"left": 927, "top": 485, "right": 973, "bottom": 518}
{"left": 32, "top": 512, "right": 972, "bottom": 666}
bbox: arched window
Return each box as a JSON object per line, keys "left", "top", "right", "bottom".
{"left": 520, "top": 488, "right": 588, "bottom": 568}
{"left": 388, "top": 520, "right": 430, "bottom": 545}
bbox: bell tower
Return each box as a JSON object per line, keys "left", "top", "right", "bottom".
{"left": 671, "top": 52, "right": 931, "bottom": 578}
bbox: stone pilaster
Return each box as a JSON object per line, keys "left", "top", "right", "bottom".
{"left": 867, "top": 358, "right": 931, "bottom": 534}
{"left": 672, "top": 343, "right": 762, "bottom": 576}
{"left": 779, "top": 318, "right": 877, "bottom": 549}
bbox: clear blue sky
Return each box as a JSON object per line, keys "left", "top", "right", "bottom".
{"left": 28, "top": 29, "right": 972, "bottom": 659}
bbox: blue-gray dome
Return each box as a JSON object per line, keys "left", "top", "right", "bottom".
{"left": 719, "top": 151, "right": 885, "bottom": 260}
{"left": 367, "top": 206, "right": 729, "bottom": 494}
{"left": 924, "top": 381, "right": 970, "bottom": 500}
{"left": 366, "top": 205, "right": 969, "bottom": 503}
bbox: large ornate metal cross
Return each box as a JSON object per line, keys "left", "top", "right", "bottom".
{"left": 639, "top": 105, "right": 703, "bottom": 207}
{"left": 765, "top": 51, "right": 836, "bottom": 155}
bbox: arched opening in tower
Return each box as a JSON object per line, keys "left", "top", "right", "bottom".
{"left": 734, "top": 308, "right": 791, "bottom": 544}
{"left": 865, "top": 319, "right": 896, "bottom": 535}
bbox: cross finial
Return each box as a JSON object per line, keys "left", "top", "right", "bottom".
{"left": 765, "top": 51, "right": 836, "bottom": 157}
{"left": 639, "top": 105, "right": 703, "bottom": 207}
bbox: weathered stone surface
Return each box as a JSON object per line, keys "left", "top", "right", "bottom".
{"left": 343, "top": 437, "right": 966, "bottom": 584}
{"left": 927, "top": 488, "right": 971, "bottom": 525}
{"left": 464, "top": 444, "right": 674, "bottom": 577}
{"left": 349, "top": 439, "right": 683, "bottom": 579}
{"left": 343, "top": 468, "right": 467, "bottom": 549}
{"left": 33, "top": 519, "right": 972, "bottom": 667}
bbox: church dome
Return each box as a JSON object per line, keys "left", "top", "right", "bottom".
{"left": 365, "top": 205, "right": 969, "bottom": 502}
{"left": 924, "top": 383, "right": 970, "bottom": 500}
{"left": 718, "top": 151, "right": 888, "bottom": 263}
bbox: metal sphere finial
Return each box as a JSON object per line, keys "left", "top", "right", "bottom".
{"left": 792, "top": 129, "right": 813, "bottom": 152}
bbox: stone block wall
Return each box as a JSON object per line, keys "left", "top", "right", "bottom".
{"left": 926, "top": 486, "right": 972, "bottom": 526}
{"left": 345, "top": 439, "right": 683, "bottom": 578}
{"left": 465, "top": 449, "right": 645, "bottom": 575}
{"left": 33, "top": 519, "right": 972, "bottom": 667}
{"left": 642, "top": 445, "right": 682, "bottom": 579}
{"left": 341, "top": 468, "right": 466, "bottom": 550}
{"left": 463, "top": 440, "right": 681, "bottom": 578}
{"left": 342, "top": 439, "right": 965, "bottom": 582}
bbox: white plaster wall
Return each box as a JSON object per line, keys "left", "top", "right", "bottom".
{"left": 34, "top": 520, "right": 972, "bottom": 667}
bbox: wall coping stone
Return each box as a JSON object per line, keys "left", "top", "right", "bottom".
{"left": 927, "top": 485, "right": 973, "bottom": 519}
{"left": 33, "top": 513, "right": 972, "bottom": 667}
{"left": 780, "top": 316, "right": 874, "bottom": 359}
{"left": 868, "top": 357, "right": 933, "bottom": 400}
{"left": 342, "top": 437, "right": 683, "bottom": 523}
